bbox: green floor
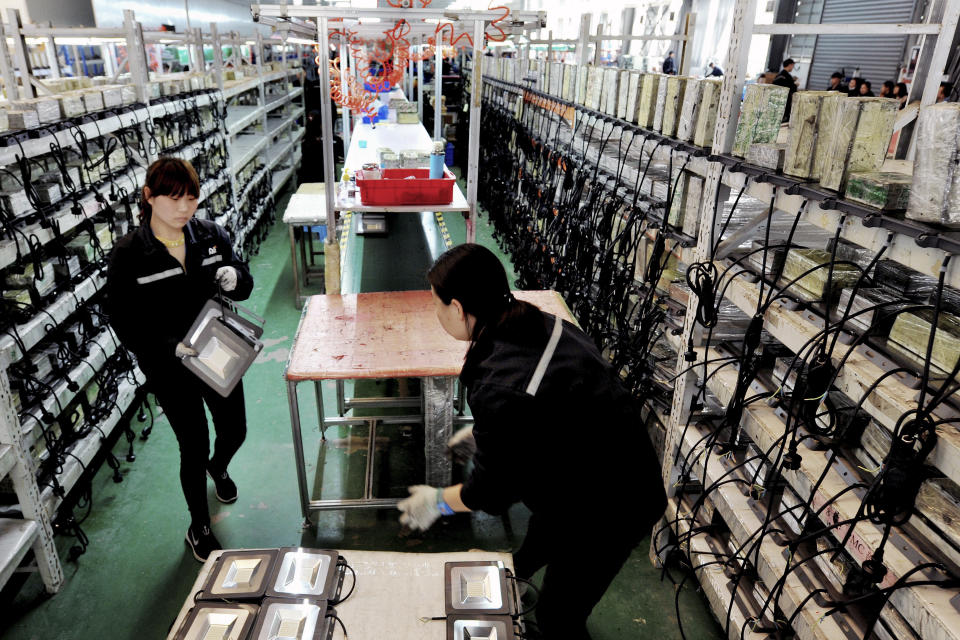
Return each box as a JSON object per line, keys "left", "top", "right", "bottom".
{"left": 0, "top": 184, "right": 722, "bottom": 640}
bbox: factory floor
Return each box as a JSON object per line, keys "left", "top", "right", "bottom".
{"left": 0, "top": 183, "right": 722, "bottom": 640}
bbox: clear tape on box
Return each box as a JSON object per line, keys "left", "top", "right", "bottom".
{"left": 907, "top": 103, "right": 960, "bottom": 227}
{"left": 780, "top": 248, "right": 862, "bottom": 299}
{"left": 732, "top": 84, "right": 789, "bottom": 157}
{"left": 845, "top": 171, "right": 911, "bottom": 210}
{"left": 888, "top": 309, "right": 960, "bottom": 376}
{"left": 661, "top": 76, "right": 689, "bottom": 137}
{"left": 676, "top": 78, "right": 703, "bottom": 142}
{"left": 819, "top": 97, "right": 897, "bottom": 192}
{"left": 747, "top": 143, "right": 786, "bottom": 170}
{"left": 693, "top": 78, "right": 722, "bottom": 147}
{"left": 653, "top": 75, "right": 669, "bottom": 132}
{"left": 783, "top": 91, "right": 836, "bottom": 179}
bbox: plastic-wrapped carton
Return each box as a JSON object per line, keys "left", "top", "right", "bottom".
{"left": 586, "top": 66, "right": 602, "bottom": 110}
{"left": 888, "top": 309, "right": 960, "bottom": 376}
{"left": 661, "top": 76, "right": 689, "bottom": 137}
{"left": 603, "top": 68, "right": 619, "bottom": 116}
{"left": 693, "top": 78, "right": 722, "bottom": 147}
{"left": 783, "top": 91, "right": 837, "bottom": 179}
{"left": 637, "top": 73, "right": 662, "bottom": 128}
{"left": 819, "top": 97, "right": 897, "bottom": 192}
{"left": 7, "top": 109, "right": 39, "bottom": 130}
{"left": 732, "top": 83, "right": 789, "bottom": 157}
{"left": 907, "top": 103, "right": 960, "bottom": 227}
{"left": 653, "top": 74, "right": 669, "bottom": 132}
{"left": 780, "top": 248, "right": 861, "bottom": 299}
{"left": 625, "top": 71, "right": 642, "bottom": 125}
{"left": 845, "top": 171, "right": 911, "bottom": 210}
{"left": 676, "top": 78, "right": 703, "bottom": 141}
{"left": 747, "top": 143, "right": 786, "bottom": 170}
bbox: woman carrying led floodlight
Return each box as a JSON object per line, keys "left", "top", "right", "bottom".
{"left": 105, "top": 157, "right": 254, "bottom": 562}
{"left": 398, "top": 243, "right": 667, "bottom": 639}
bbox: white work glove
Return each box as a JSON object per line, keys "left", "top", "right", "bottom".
{"left": 215, "top": 266, "right": 239, "bottom": 292}
{"left": 398, "top": 485, "right": 442, "bottom": 531}
{"left": 447, "top": 425, "right": 477, "bottom": 464}
{"left": 175, "top": 342, "right": 198, "bottom": 359}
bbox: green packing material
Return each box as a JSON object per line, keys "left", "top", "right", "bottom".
{"left": 888, "top": 309, "right": 960, "bottom": 377}
{"left": 693, "top": 78, "right": 722, "bottom": 148}
{"left": 661, "top": 76, "right": 690, "bottom": 137}
{"left": 732, "top": 83, "right": 789, "bottom": 158}
{"left": 747, "top": 143, "right": 786, "bottom": 170}
{"left": 653, "top": 74, "right": 669, "bottom": 132}
{"left": 907, "top": 103, "right": 960, "bottom": 227}
{"left": 780, "top": 248, "right": 861, "bottom": 300}
{"left": 845, "top": 171, "right": 911, "bottom": 210}
{"left": 637, "top": 73, "right": 663, "bottom": 128}
{"left": 676, "top": 78, "right": 703, "bottom": 142}
{"left": 783, "top": 91, "right": 837, "bottom": 179}
{"left": 818, "top": 97, "right": 897, "bottom": 192}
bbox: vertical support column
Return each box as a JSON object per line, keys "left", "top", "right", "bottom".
{"left": 0, "top": 18, "right": 19, "bottom": 101}
{"left": 6, "top": 9, "right": 34, "bottom": 99}
{"left": 620, "top": 7, "right": 632, "bottom": 62}
{"left": 211, "top": 23, "right": 224, "bottom": 91}
{"left": 577, "top": 14, "right": 592, "bottom": 68}
{"left": 318, "top": 17, "right": 341, "bottom": 294}
{"left": 466, "top": 19, "right": 484, "bottom": 244}
{"left": 340, "top": 39, "right": 350, "bottom": 154}
{"left": 417, "top": 36, "right": 425, "bottom": 119}
{"left": 548, "top": 30, "right": 554, "bottom": 63}
{"left": 679, "top": 13, "right": 696, "bottom": 76}
{"left": 0, "top": 358, "right": 63, "bottom": 593}
{"left": 407, "top": 43, "right": 414, "bottom": 99}
{"left": 191, "top": 27, "right": 204, "bottom": 73}
{"left": 593, "top": 23, "right": 603, "bottom": 66}
{"left": 102, "top": 43, "right": 117, "bottom": 78}
{"left": 433, "top": 39, "right": 443, "bottom": 140}
{"left": 920, "top": 0, "right": 960, "bottom": 106}
{"left": 45, "top": 24, "right": 60, "bottom": 80}
{"left": 123, "top": 10, "right": 151, "bottom": 105}
{"left": 423, "top": 376, "right": 455, "bottom": 487}
{"left": 256, "top": 32, "right": 267, "bottom": 131}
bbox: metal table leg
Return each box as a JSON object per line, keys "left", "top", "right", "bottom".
{"left": 288, "top": 224, "right": 302, "bottom": 308}
{"left": 315, "top": 380, "right": 328, "bottom": 441}
{"left": 423, "top": 376, "right": 455, "bottom": 487}
{"left": 286, "top": 380, "right": 311, "bottom": 524}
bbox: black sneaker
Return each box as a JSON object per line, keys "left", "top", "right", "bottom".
{"left": 185, "top": 524, "right": 221, "bottom": 562}
{"left": 207, "top": 465, "right": 238, "bottom": 504}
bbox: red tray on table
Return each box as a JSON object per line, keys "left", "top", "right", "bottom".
{"left": 356, "top": 168, "right": 456, "bottom": 206}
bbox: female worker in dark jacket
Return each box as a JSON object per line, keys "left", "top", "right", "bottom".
{"left": 398, "top": 244, "right": 667, "bottom": 639}
{"left": 105, "top": 157, "right": 254, "bottom": 562}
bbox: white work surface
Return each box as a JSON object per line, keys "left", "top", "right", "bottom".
{"left": 282, "top": 191, "right": 329, "bottom": 225}
{"left": 335, "top": 90, "right": 468, "bottom": 213}
{"left": 167, "top": 549, "right": 515, "bottom": 640}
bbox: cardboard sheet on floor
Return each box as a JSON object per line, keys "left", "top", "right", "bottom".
{"left": 168, "top": 549, "right": 515, "bottom": 640}
{"left": 285, "top": 289, "right": 577, "bottom": 381}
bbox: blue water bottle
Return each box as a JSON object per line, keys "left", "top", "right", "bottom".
{"left": 429, "top": 140, "right": 445, "bottom": 179}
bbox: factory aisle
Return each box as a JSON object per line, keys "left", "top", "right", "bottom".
{"left": 0, "top": 186, "right": 722, "bottom": 640}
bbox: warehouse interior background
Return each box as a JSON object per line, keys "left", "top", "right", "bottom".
{"left": 0, "top": 0, "right": 958, "bottom": 639}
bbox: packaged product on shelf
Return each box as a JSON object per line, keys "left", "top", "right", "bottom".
{"left": 780, "top": 248, "right": 862, "bottom": 300}
{"left": 676, "top": 78, "right": 703, "bottom": 142}
{"left": 146, "top": 82, "right": 162, "bottom": 100}
{"left": 80, "top": 89, "right": 104, "bottom": 112}
{"left": 661, "top": 76, "right": 689, "bottom": 137}
{"left": 561, "top": 64, "right": 576, "bottom": 101}
{"left": 95, "top": 223, "right": 113, "bottom": 251}
{"left": 833, "top": 287, "right": 904, "bottom": 335}
{"left": 54, "top": 255, "right": 82, "bottom": 285}
{"left": 907, "top": 103, "right": 960, "bottom": 227}
{"left": 602, "top": 68, "right": 619, "bottom": 116}
{"left": 746, "top": 142, "right": 786, "bottom": 170}
{"left": 59, "top": 92, "right": 87, "bottom": 118}
{"left": 887, "top": 308, "right": 960, "bottom": 376}
{"left": 653, "top": 75, "right": 669, "bottom": 132}
{"left": 693, "top": 78, "right": 722, "bottom": 148}
{"left": 120, "top": 84, "right": 138, "bottom": 104}
{"left": 732, "top": 83, "right": 789, "bottom": 157}
{"left": 11, "top": 98, "right": 60, "bottom": 124}
{"left": 0, "top": 190, "right": 31, "bottom": 218}
{"left": 586, "top": 66, "right": 602, "bottom": 110}
{"left": 819, "top": 97, "right": 897, "bottom": 192}
{"left": 916, "top": 478, "right": 960, "bottom": 554}
{"left": 549, "top": 62, "right": 562, "bottom": 96}
{"left": 576, "top": 66, "right": 588, "bottom": 105}
{"left": 100, "top": 85, "right": 123, "bottom": 109}
{"left": 783, "top": 91, "right": 837, "bottom": 179}
{"left": 189, "top": 75, "right": 204, "bottom": 92}
{"left": 637, "top": 73, "right": 662, "bottom": 128}
{"left": 6, "top": 109, "right": 39, "bottom": 130}
{"left": 747, "top": 241, "right": 787, "bottom": 276}
{"left": 617, "top": 70, "right": 632, "bottom": 120}
{"left": 626, "top": 71, "right": 642, "bottom": 125}
{"left": 400, "top": 150, "right": 429, "bottom": 168}
{"left": 65, "top": 234, "right": 96, "bottom": 265}
{"left": 681, "top": 174, "right": 704, "bottom": 238}
{"left": 34, "top": 173, "right": 62, "bottom": 204}
{"left": 845, "top": 171, "right": 912, "bottom": 210}
{"left": 875, "top": 259, "right": 937, "bottom": 295}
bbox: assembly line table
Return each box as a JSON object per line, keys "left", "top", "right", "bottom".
{"left": 167, "top": 549, "right": 515, "bottom": 640}
{"left": 284, "top": 289, "right": 575, "bottom": 518}
{"left": 283, "top": 183, "right": 329, "bottom": 307}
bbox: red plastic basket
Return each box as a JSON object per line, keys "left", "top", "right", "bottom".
{"left": 356, "top": 168, "right": 456, "bottom": 206}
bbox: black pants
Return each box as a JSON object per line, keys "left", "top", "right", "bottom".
{"left": 151, "top": 373, "right": 247, "bottom": 528}
{"left": 513, "top": 511, "right": 643, "bottom": 639}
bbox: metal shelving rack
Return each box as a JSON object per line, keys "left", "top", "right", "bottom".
{"left": 475, "top": 2, "right": 960, "bottom": 639}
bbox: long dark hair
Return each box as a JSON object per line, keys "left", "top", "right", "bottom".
{"left": 139, "top": 157, "right": 200, "bottom": 223}
{"left": 427, "top": 243, "right": 546, "bottom": 350}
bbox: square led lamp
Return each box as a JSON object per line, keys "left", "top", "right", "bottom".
{"left": 173, "top": 603, "right": 258, "bottom": 640}
{"left": 265, "top": 548, "right": 343, "bottom": 601}
{"left": 182, "top": 298, "right": 265, "bottom": 398}
{"left": 446, "top": 614, "right": 516, "bottom": 640}
{"left": 444, "top": 561, "right": 511, "bottom": 615}
{"left": 249, "top": 598, "right": 336, "bottom": 640}
{"left": 198, "top": 550, "right": 279, "bottom": 601}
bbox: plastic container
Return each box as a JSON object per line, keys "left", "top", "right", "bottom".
{"left": 356, "top": 168, "right": 456, "bottom": 206}
{"left": 362, "top": 104, "right": 390, "bottom": 124}
{"left": 363, "top": 80, "right": 391, "bottom": 92}
{"left": 445, "top": 142, "right": 454, "bottom": 166}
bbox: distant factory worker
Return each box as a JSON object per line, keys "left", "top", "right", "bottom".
{"left": 105, "top": 157, "right": 254, "bottom": 562}
{"left": 707, "top": 62, "right": 723, "bottom": 77}
{"left": 939, "top": 82, "right": 953, "bottom": 103}
{"left": 847, "top": 77, "right": 863, "bottom": 97}
{"left": 828, "top": 72, "right": 844, "bottom": 91}
{"left": 663, "top": 50, "right": 677, "bottom": 75}
{"left": 893, "top": 82, "right": 909, "bottom": 108}
{"left": 772, "top": 58, "right": 799, "bottom": 121}
{"left": 859, "top": 80, "right": 875, "bottom": 97}
{"left": 880, "top": 80, "right": 895, "bottom": 98}
{"left": 397, "top": 244, "right": 667, "bottom": 640}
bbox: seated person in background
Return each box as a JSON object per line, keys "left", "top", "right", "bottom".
{"left": 828, "top": 72, "right": 845, "bottom": 91}
{"left": 880, "top": 80, "right": 895, "bottom": 97}
{"left": 847, "top": 77, "right": 862, "bottom": 96}
{"left": 893, "top": 82, "right": 909, "bottom": 108}
{"left": 939, "top": 82, "right": 953, "bottom": 103}
{"left": 859, "top": 80, "right": 875, "bottom": 97}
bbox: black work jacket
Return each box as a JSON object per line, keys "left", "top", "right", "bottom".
{"left": 459, "top": 309, "right": 667, "bottom": 531}
{"left": 105, "top": 219, "right": 253, "bottom": 380}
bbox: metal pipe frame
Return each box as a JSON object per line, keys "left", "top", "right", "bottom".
{"left": 252, "top": 4, "right": 545, "bottom": 24}
{"left": 433, "top": 39, "right": 442, "bottom": 140}
{"left": 465, "top": 18, "right": 484, "bottom": 244}
{"left": 317, "top": 17, "right": 338, "bottom": 251}
{"left": 340, "top": 39, "right": 350, "bottom": 153}
{"left": 417, "top": 36, "right": 425, "bottom": 119}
